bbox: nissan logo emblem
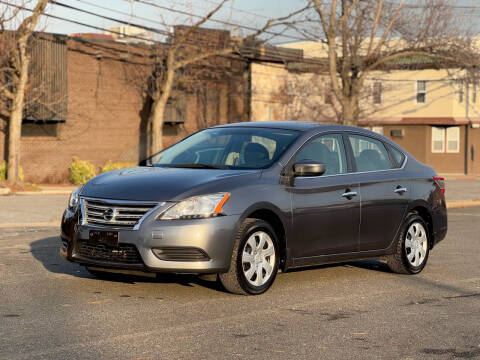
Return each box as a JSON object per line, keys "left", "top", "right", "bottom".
{"left": 103, "top": 208, "right": 115, "bottom": 221}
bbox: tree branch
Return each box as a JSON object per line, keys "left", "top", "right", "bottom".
{"left": 370, "top": 0, "right": 406, "bottom": 59}
{"left": 171, "top": 0, "right": 229, "bottom": 52}
{"left": 366, "top": 0, "right": 383, "bottom": 57}
{"left": 174, "top": 45, "right": 237, "bottom": 70}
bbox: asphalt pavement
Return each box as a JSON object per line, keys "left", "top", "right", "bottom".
{"left": 0, "top": 207, "right": 479, "bottom": 359}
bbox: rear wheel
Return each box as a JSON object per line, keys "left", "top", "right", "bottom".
{"left": 219, "top": 218, "right": 280, "bottom": 295}
{"left": 387, "top": 214, "right": 430, "bottom": 274}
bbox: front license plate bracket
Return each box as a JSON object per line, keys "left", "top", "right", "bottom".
{"left": 88, "top": 230, "right": 119, "bottom": 247}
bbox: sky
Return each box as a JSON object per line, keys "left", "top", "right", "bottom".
{"left": 9, "top": 0, "right": 480, "bottom": 44}
{"left": 37, "top": 0, "right": 306, "bottom": 43}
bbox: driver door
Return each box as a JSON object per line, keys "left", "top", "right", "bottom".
{"left": 290, "top": 133, "right": 360, "bottom": 259}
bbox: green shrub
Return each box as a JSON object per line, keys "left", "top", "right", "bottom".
{"left": 0, "top": 161, "right": 25, "bottom": 182}
{"left": 69, "top": 158, "right": 96, "bottom": 184}
{"left": 100, "top": 161, "right": 136, "bottom": 174}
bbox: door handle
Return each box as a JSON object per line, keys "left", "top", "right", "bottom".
{"left": 394, "top": 187, "right": 408, "bottom": 194}
{"left": 342, "top": 191, "right": 358, "bottom": 199}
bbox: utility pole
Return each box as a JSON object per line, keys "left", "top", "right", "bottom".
{"left": 465, "top": 75, "right": 471, "bottom": 175}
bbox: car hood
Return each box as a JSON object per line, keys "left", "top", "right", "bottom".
{"left": 80, "top": 166, "right": 260, "bottom": 201}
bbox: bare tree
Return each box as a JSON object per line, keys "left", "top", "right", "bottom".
{"left": 307, "top": 0, "right": 476, "bottom": 125}
{"left": 269, "top": 72, "right": 335, "bottom": 122}
{"left": 146, "top": 1, "right": 308, "bottom": 154}
{"left": 0, "top": 0, "right": 50, "bottom": 185}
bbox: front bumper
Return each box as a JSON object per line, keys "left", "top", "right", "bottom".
{"left": 60, "top": 205, "right": 240, "bottom": 274}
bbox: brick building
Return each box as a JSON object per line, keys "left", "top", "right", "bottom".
{"left": 0, "top": 29, "right": 250, "bottom": 183}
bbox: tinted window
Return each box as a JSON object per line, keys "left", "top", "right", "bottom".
{"left": 296, "top": 133, "right": 347, "bottom": 175}
{"left": 348, "top": 134, "right": 391, "bottom": 172}
{"left": 388, "top": 145, "right": 406, "bottom": 168}
{"left": 151, "top": 127, "right": 300, "bottom": 170}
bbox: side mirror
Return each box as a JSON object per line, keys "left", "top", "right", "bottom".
{"left": 294, "top": 161, "right": 326, "bottom": 177}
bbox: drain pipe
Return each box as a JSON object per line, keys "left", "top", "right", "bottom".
{"left": 465, "top": 80, "right": 472, "bottom": 175}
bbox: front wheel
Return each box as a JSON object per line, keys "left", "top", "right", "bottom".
{"left": 387, "top": 214, "right": 430, "bottom": 274}
{"left": 219, "top": 218, "right": 280, "bottom": 295}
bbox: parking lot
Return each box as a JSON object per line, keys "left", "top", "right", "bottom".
{"left": 0, "top": 203, "right": 479, "bottom": 359}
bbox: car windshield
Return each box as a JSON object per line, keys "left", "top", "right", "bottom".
{"left": 150, "top": 127, "right": 301, "bottom": 170}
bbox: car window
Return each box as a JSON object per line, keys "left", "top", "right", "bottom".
{"left": 388, "top": 144, "right": 406, "bottom": 168}
{"left": 151, "top": 127, "right": 300, "bottom": 170}
{"left": 348, "top": 134, "right": 391, "bottom": 172}
{"left": 296, "top": 133, "right": 347, "bottom": 175}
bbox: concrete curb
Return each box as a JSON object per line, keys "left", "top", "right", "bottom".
{"left": 14, "top": 190, "right": 73, "bottom": 195}
{"left": 446, "top": 200, "right": 480, "bottom": 209}
{"left": 0, "top": 221, "right": 60, "bottom": 228}
{"left": 0, "top": 188, "right": 75, "bottom": 196}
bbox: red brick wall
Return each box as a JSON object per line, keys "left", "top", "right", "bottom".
{"left": 18, "top": 39, "right": 147, "bottom": 183}
{"left": 0, "top": 36, "right": 248, "bottom": 183}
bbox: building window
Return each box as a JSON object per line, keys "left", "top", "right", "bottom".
{"left": 458, "top": 82, "right": 464, "bottom": 103}
{"left": 164, "top": 90, "right": 186, "bottom": 124}
{"left": 431, "top": 126, "right": 460, "bottom": 153}
{"left": 473, "top": 84, "right": 477, "bottom": 104}
{"left": 24, "top": 35, "right": 67, "bottom": 122}
{"left": 21, "top": 122, "right": 58, "bottom": 137}
{"left": 367, "top": 126, "right": 383, "bottom": 135}
{"left": 416, "top": 80, "right": 427, "bottom": 104}
{"left": 373, "top": 81, "right": 382, "bottom": 104}
{"left": 324, "top": 83, "right": 333, "bottom": 105}
{"left": 431, "top": 127, "right": 445, "bottom": 153}
{"left": 446, "top": 126, "right": 460, "bottom": 153}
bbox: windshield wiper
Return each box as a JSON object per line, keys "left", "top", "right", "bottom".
{"left": 162, "top": 163, "right": 228, "bottom": 169}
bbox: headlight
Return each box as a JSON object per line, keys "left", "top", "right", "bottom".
{"left": 67, "top": 186, "right": 81, "bottom": 211}
{"left": 158, "top": 193, "right": 230, "bottom": 220}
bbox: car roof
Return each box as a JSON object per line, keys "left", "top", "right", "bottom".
{"left": 213, "top": 121, "right": 370, "bottom": 133}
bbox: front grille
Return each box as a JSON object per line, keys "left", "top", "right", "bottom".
{"left": 77, "top": 241, "right": 142, "bottom": 264}
{"left": 83, "top": 199, "right": 157, "bottom": 229}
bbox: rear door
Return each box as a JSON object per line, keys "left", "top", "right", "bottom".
{"left": 346, "top": 133, "right": 410, "bottom": 251}
{"left": 290, "top": 132, "right": 360, "bottom": 258}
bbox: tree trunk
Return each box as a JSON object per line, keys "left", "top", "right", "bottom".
{"left": 148, "top": 55, "right": 175, "bottom": 156}
{"left": 341, "top": 98, "right": 360, "bottom": 126}
{"left": 7, "top": 42, "right": 29, "bottom": 186}
{"left": 5, "top": 0, "right": 49, "bottom": 186}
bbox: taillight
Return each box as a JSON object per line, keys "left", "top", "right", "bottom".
{"left": 433, "top": 176, "right": 445, "bottom": 194}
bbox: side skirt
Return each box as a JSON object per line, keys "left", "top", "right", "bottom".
{"left": 289, "top": 247, "right": 394, "bottom": 270}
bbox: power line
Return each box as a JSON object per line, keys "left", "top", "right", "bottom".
{"left": 1, "top": 0, "right": 164, "bottom": 44}
{"left": 75, "top": 0, "right": 172, "bottom": 28}
{"left": 126, "top": 0, "right": 309, "bottom": 42}
{"left": 51, "top": 0, "right": 169, "bottom": 37}
{"left": 3, "top": 0, "right": 314, "bottom": 68}
{"left": 12, "top": 0, "right": 456, "bottom": 73}
{"left": 49, "top": 0, "right": 312, "bottom": 63}
{"left": 174, "top": 0, "right": 271, "bottom": 20}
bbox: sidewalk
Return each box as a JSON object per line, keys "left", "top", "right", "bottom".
{"left": 0, "top": 184, "right": 77, "bottom": 196}
{"left": 0, "top": 193, "right": 69, "bottom": 228}
{"left": 444, "top": 179, "right": 480, "bottom": 207}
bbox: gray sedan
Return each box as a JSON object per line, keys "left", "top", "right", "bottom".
{"left": 60, "top": 121, "right": 448, "bottom": 295}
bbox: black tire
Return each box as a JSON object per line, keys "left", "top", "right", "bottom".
{"left": 219, "top": 218, "right": 280, "bottom": 295}
{"left": 387, "top": 213, "right": 430, "bottom": 274}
